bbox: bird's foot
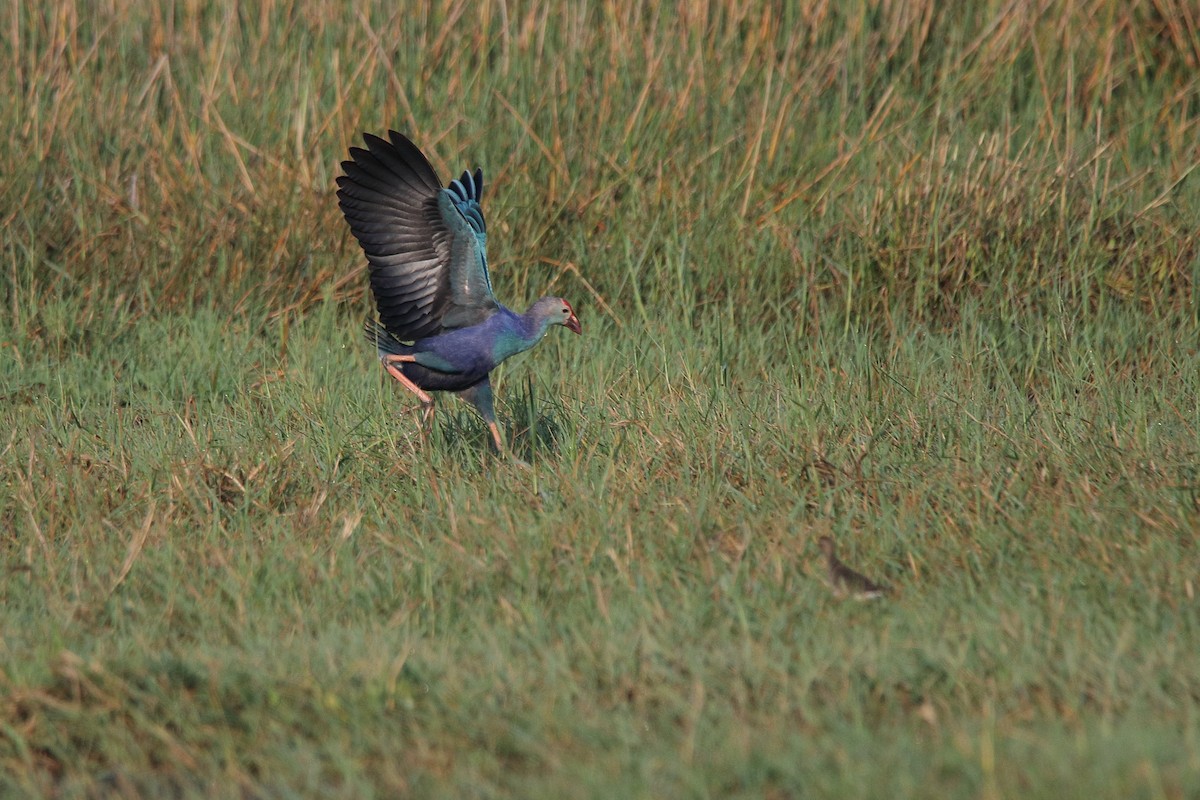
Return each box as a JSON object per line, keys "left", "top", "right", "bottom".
{"left": 417, "top": 402, "right": 436, "bottom": 439}
{"left": 483, "top": 420, "right": 529, "bottom": 468}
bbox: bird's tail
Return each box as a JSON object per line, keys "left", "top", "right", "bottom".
{"left": 363, "top": 320, "right": 410, "bottom": 359}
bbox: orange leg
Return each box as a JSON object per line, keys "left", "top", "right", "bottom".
{"left": 487, "top": 421, "right": 529, "bottom": 468}
{"left": 485, "top": 421, "right": 503, "bottom": 452}
{"left": 382, "top": 354, "right": 435, "bottom": 432}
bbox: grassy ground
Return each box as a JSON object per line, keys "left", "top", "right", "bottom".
{"left": 3, "top": 1, "right": 1199, "bottom": 797}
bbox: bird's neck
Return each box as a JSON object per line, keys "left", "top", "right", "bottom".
{"left": 490, "top": 305, "right": 550, "bottom": 362}
{"left": 517, "top": 303, "right": 556, "bottom": 343}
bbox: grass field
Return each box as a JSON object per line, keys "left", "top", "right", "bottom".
{"left": 3, "top": 1, "right": 1199, "bottom": 797}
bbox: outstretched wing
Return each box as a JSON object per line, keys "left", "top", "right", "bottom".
{"left": 336, "top": 130, "right": 499, "bottom": 340}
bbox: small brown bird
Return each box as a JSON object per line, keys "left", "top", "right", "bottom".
{"left": 818, "top": 536, "right": 888, "bottom": 600}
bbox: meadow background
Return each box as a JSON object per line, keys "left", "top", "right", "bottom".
{"left": 2, "top": 0, "right": 1199, "bottom": 797}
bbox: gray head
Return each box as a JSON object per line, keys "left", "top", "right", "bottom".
{"left": 529, "top": 297, "right": 582, "bottom": 334}
{"left": 818, "top": 536, "right": 837, "bottom": 558}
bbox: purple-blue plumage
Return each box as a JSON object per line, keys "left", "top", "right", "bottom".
{"left": 367, "top": 298, "right": 573, "bottom": 387}
{"left": 413, "top": 307, "right": 540, "bottom": 376}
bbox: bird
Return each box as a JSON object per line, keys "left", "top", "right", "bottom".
{"left": 337, "top": 130, "right": 581, "bottom": 454}
{"left": 817, "top": 536, "right": 889, "bottom": 600}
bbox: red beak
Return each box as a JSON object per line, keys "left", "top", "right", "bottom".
{"left": 566, "top": 313, "right": 582, "bottom": 335}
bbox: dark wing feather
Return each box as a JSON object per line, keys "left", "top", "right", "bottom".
{"left": 337, "top": 131, "right": 499, "bottom": 340}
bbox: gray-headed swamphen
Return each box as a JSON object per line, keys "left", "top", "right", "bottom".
{"left": 337, "top": 130, "right": 581, "bottom": 454}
